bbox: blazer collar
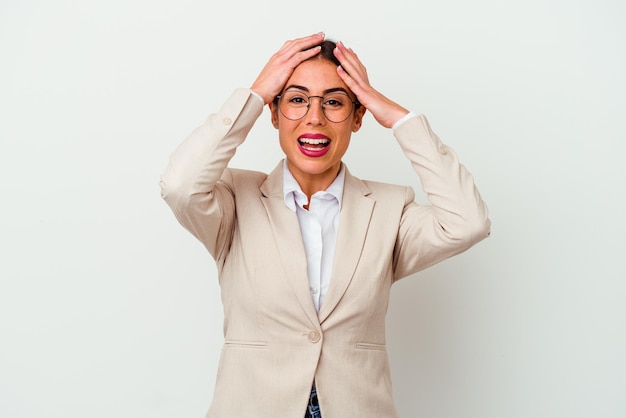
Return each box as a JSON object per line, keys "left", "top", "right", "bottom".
{"left": 259, "top": 160, "right": 370, "bottom": 203}
{"left": 259, "top": 161, "right": 374, "bottom": 325}
{"left": 318, "top": 168, "right": 373, "bottom": 323}
{"left": 260, "top": 162, "right": 319, "bottom": 326}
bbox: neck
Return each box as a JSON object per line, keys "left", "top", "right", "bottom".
{"left": 287, "top": 162, "right": 341, "bottom": 203}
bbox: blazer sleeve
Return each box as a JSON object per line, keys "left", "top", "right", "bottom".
{"left": 392, "top": 115, "right": 491, "bottom": 281}
{"left": 160, "top": 88, "right": 264, "bottom": 263}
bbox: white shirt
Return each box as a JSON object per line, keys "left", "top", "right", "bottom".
{"left": 283, "top": 161, "right": 345, "bottom": 313}
{"left": 278, "top": 114, "right": 416, "bottom": 314}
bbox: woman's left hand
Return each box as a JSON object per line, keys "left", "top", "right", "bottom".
{"left": 334, "top": 42, "right": 409, "bottom": 129}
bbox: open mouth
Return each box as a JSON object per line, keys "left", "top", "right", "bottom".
{"left": 297, "top": 133, "right": 332, "bottom": 157}
{"left": 298, "top": 136, "right": 330, "bottom": 151}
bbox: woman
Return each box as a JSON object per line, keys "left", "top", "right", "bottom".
{"left": 161, "top": 32, "right": 490, "bottom": 418}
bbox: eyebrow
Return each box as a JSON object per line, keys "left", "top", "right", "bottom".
{"left": 283, "top": 84, "right": 350, "bottom": 96}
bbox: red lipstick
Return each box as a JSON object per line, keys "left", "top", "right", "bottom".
{"left": 297, "top": 133, "right": 331, "bottom": 157}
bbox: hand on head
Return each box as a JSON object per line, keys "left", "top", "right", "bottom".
{"left": 251, "top": 33, "right": 409, "bottom": 129}
{"left": 251, "top": 33, "right": 325, "bottom": 105}
{"left": 333, "top": 42, "right": 409, "bottom": 129}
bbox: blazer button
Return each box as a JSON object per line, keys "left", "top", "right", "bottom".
{"left": 438, "top": 144, "right": 448, "bottom": 155}
{"left": 222, "top": 117, "right": 232, "bottom": 125}
{"left": 307, "top": 330, "right": 321, "bottom": 343}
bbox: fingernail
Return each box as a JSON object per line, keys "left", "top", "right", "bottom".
{"left": 316, "top": 32, "right": 325, "bottom": 38}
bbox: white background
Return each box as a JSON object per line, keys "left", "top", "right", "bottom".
{"left": 1, "top": 0, "right": 624, "bottom": 417}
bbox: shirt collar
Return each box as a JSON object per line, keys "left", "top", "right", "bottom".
{"left": 282, "top": 160, "right": 345, "bottom": 212}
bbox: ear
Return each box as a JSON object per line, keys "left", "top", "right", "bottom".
{"left": 269, "top": 101, "right": 279, "bottom": 129}
{"left": 351, "top": 105, "right": 366, "bottom": 133}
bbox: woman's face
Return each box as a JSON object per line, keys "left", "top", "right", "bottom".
{"left": 270, "top": 59, "right": 365, "bottom": 189}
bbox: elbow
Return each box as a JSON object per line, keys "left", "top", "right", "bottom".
{"left": 471, "top": 216, "right": 491, "bottom": 243}
{"left": 160, "top": 174, "right": 194, "bottom": 215}
{"left": 460, "top": 215, "right": 491, "bottom": 248}
{"left": 159, "top": 176, "right": 179, "bottom": 205}
{"left": 440, "top": 211, "right": 491, "bottom": 250}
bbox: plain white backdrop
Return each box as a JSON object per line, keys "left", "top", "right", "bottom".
{"left": 1, "top": 0, "right": 624, "bottom": 417}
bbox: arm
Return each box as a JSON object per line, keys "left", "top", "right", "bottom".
{"left": 160, "top": 89, "right": 263, "bottom": 261}
{"left": 161, "top": 33, "right": 327, "bottom": 261}
{"left": 333, "top": 42, "right": 490, "bottom": 280}
{"left": 392, "top": 115, "right": 490, "bottom": 280}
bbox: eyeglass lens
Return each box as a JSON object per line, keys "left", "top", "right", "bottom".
{"left": 279, "top": 90, "right": 354, "bottom": 123}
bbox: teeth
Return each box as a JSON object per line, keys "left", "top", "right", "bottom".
{"left": 299, "top": 137, "right": 329, "bottom": 145}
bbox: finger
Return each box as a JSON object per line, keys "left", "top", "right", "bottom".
{"left": 278, "top": 32, "right": 324, "bottom": 56}
{"left": 292, "top": 44, "right": 322, "bottom": 65}
{"left": 336, "top": 65, "right": 366, "bottom": 101}
{"left": 336, "top": 64, "right": 355, "bottom": 87}
{"left": 269, "top": 34, "right": 322, "bottom": 72}
{"left": 296, "top": 31, "right": 325, "bottom": 45}
{"left": 333, "top": 42, "right": 367, "bottom": 82}
{"left": 338, "top": 44, "right": 366, "bottom": 78}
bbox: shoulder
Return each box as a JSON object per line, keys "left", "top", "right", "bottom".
{"left": 348, "top": 171, "right": 414, "bottom": 205}
{"left": 223, "top": 167, "right": 268, "bottom": 188}
{"left": 366, "top": 180, "right": 414, "bottom": 205}
{"left": 360, "top": 178, "right": 407, "bottom": 193}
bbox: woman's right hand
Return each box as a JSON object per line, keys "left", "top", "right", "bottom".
{"left": 250, "top": 33, "right": 325, "bottom": 105}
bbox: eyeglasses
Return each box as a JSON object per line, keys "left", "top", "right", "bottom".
{"left": 276, "top": 89, "right": 359, "bottom": 123}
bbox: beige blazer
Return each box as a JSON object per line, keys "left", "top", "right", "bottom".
{"left": 161, "top": 88, "right": 490, "bottom": 418}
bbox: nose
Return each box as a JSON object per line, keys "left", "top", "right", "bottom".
{"left": 305, "top": 96, "right": 325, "bottom": 125}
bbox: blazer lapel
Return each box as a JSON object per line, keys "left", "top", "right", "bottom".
{"left": 260, "top": 162, "right": 319, "bottom": 327}
{"left": 318, "top": 168, "right": 374, "bottom": 324}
